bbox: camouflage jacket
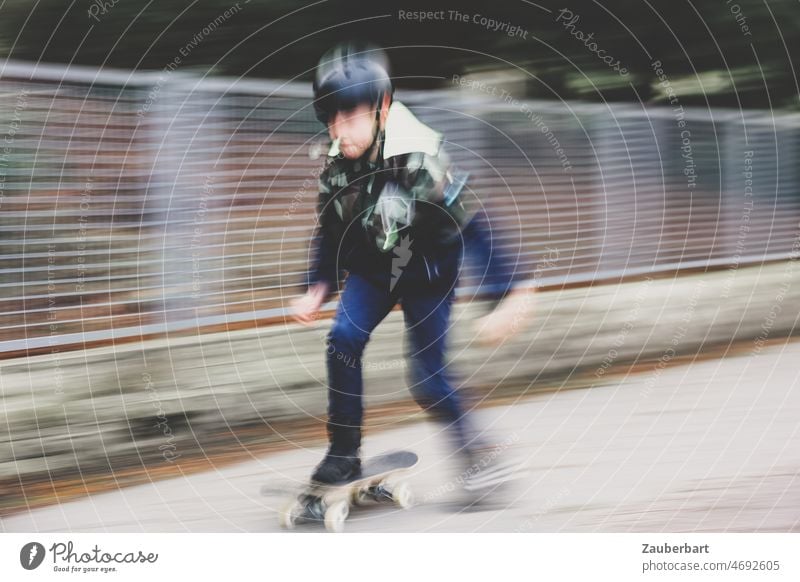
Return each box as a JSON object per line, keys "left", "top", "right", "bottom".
{"left": 306, "top": 101, "right": 471, "bottom": 295}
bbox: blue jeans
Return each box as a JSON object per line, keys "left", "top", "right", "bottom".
{"left": 323, "top": 210, "right": 514, "bottom": 453}
{"left": 325, "top": 271, "right": 481, "bottom": 453}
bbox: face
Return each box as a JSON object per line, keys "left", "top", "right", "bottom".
{"left": 327, "top": 102, "right": 378, "bottom": 159}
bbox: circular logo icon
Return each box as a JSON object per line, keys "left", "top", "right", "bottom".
{"left": 20, "top": 542, "right": 46, "bottom": 570}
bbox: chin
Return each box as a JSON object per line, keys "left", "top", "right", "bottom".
{"left": 341, "top": 145, "right": 366, "bottom": 159}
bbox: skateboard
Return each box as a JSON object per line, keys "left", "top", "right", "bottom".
{"left": 278, "top": 450, "right": 419, "bottom": 532}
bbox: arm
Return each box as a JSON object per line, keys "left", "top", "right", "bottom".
{"left": 462, "top": 208, "right": 518, "bottom": 309}
{"left": 291, "top": 164, "right": 340, "bottom": 325}
{"left": 306, "top": 221, "right": 339, "bottom": 298}
{"left": 290, "top": 224, "right": 335, "bottom": 326}
{"left": 307, "top": 160, "right": 345, "bottom": 297}
{"left": 395, "top": 149, "right": 517, "bottom": 305}
{"left": 380, "top": 120, "right": 535, "bottom": 343}
{"left": 467, "top": 211, "right": 538, "bottom": 345}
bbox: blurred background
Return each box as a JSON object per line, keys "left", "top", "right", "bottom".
{"left": 0, "top": 0, "right": 798, "bottom": 530}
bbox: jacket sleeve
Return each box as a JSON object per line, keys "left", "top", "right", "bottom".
{"left": 306, "top": 223, "right": 339, "bottom": 292}
{"left": 305, "top": 163, "right": 342, "bottom": 296}
{"left": 462, "top": 208, "right": 518, "bottom": 307}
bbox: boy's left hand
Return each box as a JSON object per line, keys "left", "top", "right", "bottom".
{"left": 472, "top": 284, "right": 537, "bottom": 347}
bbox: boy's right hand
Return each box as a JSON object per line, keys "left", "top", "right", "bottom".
{"left": 290, "top": 282, "right": 330, "bottom": 326}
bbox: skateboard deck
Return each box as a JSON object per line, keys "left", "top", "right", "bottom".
{"left": 278, "top": 450, "right": 418, "bottom": 532}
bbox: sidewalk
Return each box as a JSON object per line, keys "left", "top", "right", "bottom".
{"left": 3, "top": 336, "right": 797, "bottom": 532}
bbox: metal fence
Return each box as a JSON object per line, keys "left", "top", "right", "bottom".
{"left": 1, "top": 59, "right": 798, "bottom": 355}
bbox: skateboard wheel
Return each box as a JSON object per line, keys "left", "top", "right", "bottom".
{"left": 391, "top": 481, "right": 414, "bottom": 509}
{"left": 350, "top": 486, "right": 371, "bottom": 506}
{"left": 324, "top": 500, "right": 349, "bottom": 533}
{"left": 278, "top": 498, "right": 303, "bottom": 530}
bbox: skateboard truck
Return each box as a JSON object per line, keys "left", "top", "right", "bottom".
{"left": 278, "top": 450, "right": 418, "bottom": 532}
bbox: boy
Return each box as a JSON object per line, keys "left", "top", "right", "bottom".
{"left": 291, "top": 42, "right": 534, "bottom": 496}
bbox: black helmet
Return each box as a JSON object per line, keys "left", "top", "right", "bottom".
{"left": 313, "top": 41, "right": 393, "bottom": 125}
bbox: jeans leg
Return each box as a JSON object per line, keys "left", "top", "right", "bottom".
{"left": 401, "top": 286, "right": 480, "bottom": 453}
{"left": 326, "top": 273, "right": 397, "bottom": 430}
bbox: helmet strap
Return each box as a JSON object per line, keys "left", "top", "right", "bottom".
{"left": 365, "top": 92, "right": 385, "bottom": 163}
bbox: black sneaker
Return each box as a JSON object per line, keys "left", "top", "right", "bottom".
{"left": 311, "top": 453, "right": 362, "bottom": 484}
{"left": 310, "top": 422, "right": 362, "bottom": 484}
